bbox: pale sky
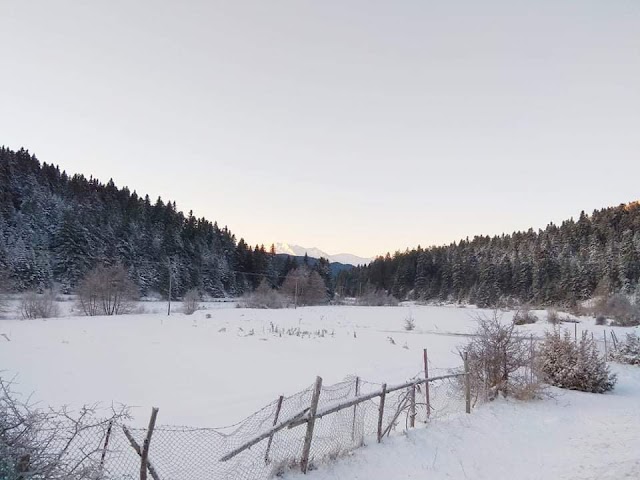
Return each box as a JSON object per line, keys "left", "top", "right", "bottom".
{"left": 1, "top": 1, "right": 639, "bottom": 258}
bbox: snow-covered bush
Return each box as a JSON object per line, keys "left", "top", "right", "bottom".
{"left": 19, "top": 290, "right": 59, "bottom": 319}
{"left": 546, "top": 308, "right": 560, "bottom": 325}
{"left": 513, "top": 308, "right": 538, "bottom": 325}
{"left": 241, "top": 279, "right": 288, "bottom": 309}
{"left": 462, "top": 312, "right": 542, "bottom": 402}
{"left": 182, "top": 288, "right": 200, "bottom": 315}
{"left": 610, "top": 333, "right": 640, "bottom": 366}
{"left": 538, "top": 329, "right": 616, "bottom": 393}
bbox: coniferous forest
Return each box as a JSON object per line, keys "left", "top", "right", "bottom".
{"left": 0, "top": 147, "right": 334, "bottom": 297}
{"left": 3, "top": 146, "right": 640, "bottom": 307}
{"left": 337, "top": 202, "right": 640, "bottom": 307}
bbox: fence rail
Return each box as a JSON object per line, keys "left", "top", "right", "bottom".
{"left": 89, "top": 349, "right": 470, "bottom": 480}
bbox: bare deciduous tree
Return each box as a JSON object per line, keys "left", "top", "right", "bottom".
{"left": 182, "top": 288, "right": 200, "bottom": 315}
{"left": 281, "top": 267, "right": 328, "bottom": 306}
{"left": 77, "top": 264, "right": 138, "bottom": 316}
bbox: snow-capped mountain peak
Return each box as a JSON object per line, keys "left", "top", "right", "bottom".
{"left": 274, "top": 243, "right": 372, "bottom": 266}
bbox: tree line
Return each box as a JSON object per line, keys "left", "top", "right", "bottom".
{"left": 0, "top": 147, "right": 333, "bottom": 298}
{"left": 337, "top": 202, "right": 640, "bottom": 307}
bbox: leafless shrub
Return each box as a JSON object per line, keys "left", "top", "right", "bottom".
{"left": 19, "top": 289, "right": 59, "bottom": 319}
{"left": 461, "top": 312, "right": 542, "bottom": 403}
{"left": 538, "top": 329, "right": 617, "bottom": 393}
{"left": 595, "top": 315, "right": 607, "bottom": 326}
{"left": 241, "top": 279, "right": 288, "bottom": 309}
{"left": 546, "top": 308, "right": 560, "bottom": 325}
{"left": 593, "top": 294, "right": 640, "bottom": 327}
{"left": 357, "top": 289, "right": 399, "bottom": 306}
{"left": 77, "top": 264, "right": 139, "bottom": 316}
{"left": 0, "top": 375, "right": 128, "bottom": 479}
{"left": 512, "top": 307, "right": 538, "bottom": 325}
{"left": 182, "top": 288, "right": 200, "bottom": 315}
{"left": 403, "top": 315, "right": 416, "bottom": 331}
{"left": 610, "top": 332, "right": 640, "bottom": 366}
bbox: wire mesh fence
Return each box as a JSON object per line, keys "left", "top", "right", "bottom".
{"left": 86, "top": 357, "right": 468, "bottom": 480}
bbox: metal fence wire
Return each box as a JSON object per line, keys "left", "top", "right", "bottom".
{"left": 4, "top": 360, "right": 466, "bottom": 480}
{"left": 94, "top": 365, "right": 467, "bottom": 480}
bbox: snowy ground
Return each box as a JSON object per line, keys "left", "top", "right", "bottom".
{"left": 1, "top": 302, "right": 639, "bottom": 479}
{"left": 286, "top": 363, "right": 640, "bottom": 480}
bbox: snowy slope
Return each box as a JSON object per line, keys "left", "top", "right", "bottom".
{"left": 274, "top": 242, "right": 372, "bottom": 265}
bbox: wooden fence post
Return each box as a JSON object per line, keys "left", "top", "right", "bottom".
{"left": 265, "top": 395, "right": 284, "bottom": 464}
{"left": 99, "top": 420, "right": 114, "bottom": 471}
{"left": 464, "top": 352, "right": 471, "bottom": 414}
{"left": 351, "top": 377, "right": 360, "bottom": 443}
{"left": 377, "top": 383, "right": 387, "bottom": 443}
{"left": 301, "top": 376, "right": 322, "bottom": 474}
{"left": 140, "top": 408, "right": 159, "bottom": 480}
{"left": 122, "top": 426, "right": 161, "bottom": 480}
{"left": 603, "top": 330, "right": 608, "bottom": 361}
{"left": 529, "top": 334, "right": 535, "bottom": 384}
{"left": 574, "top": 323, "right": 577, "bottom": 343}
{"left": 423, "top": 349, "right": 431, "bottom": 420}
{"left": 409, "top": 384, "right": 416, "bottom": 428}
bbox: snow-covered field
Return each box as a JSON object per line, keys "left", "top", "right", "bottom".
{"left": 1, "top": 302, "right": 639, "bottom": 479}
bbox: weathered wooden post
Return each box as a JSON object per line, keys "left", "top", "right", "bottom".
{"left": 409, "top": 384, "right": 416, "bottom": 428}
{"left": 265, "top": 395, "right": 284, "bottom": 464}
{"left": 99, "top": 419, "right": 114, "bottom": 471}
{"left": 377, "top": 383, "right": 387, "bottom": 443}
{"left": 464, "top": 352, "right": 471, "bottom": 414}
{"left": 423, "top": 349, "right": 431, "bottom": 420}
{"left": 140, "top": 408, "right": 159, "bottom": 480}
{"left": 301, "top": 377, "right": 322, "bottom": 474}
{"left": 351, "top": 377, "right": 360, "bottom": 443}
{"left": 603, "top": 330, "right": 608, "bottom": 361}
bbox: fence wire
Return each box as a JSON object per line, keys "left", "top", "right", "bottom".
{"left": 85, "top": 369, "right": 466, "bottom": 480}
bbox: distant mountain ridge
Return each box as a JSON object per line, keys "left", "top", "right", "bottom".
{"left": 274, "top": 243, "right": 372, "bottom": 266}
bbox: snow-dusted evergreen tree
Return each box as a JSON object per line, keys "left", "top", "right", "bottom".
{"left": 538, "top": 329, "right": 616, "bottom": 393}
{"left": 610, "top": 333, "right": 640, "bottom": 366}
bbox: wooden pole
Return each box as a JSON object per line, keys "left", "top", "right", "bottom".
{"left": 464, "top": 351, "right": 471, "bottom": 414}
{"left": 301, "top": 376, "right": 322, "bottom": 474}
{"left": 99, "top": 420, "right": 114, "bottom": 471}
{"left": 423, "top": 349, "right": 431, "bottom": 420}
{"left": 265, "top": 395, "right": 284, "bottom": 464}
{"left": 603, "top": 330, "right": 608, "bottom": 361}
{"left": 574, "top": 322, "right": 577, "bottom": 343}
{"left": 167, "top": 259, "right": 172, "bottom": 316}
{"left": 529, "top": 334, "right": 534, "bottom": 384}
{"left": 140, "top": 407, "right": 159, "bottom": 480}
{"left": 122, "top": 426, "right": 161, "bottom": 480}
{"left": 409, "top": 385, "right": 416, "bottom": 428}
{"left": 351, "top": 377, "right": 360, "bottom": 443}
{"left": 377, "top": 383, "right": 387, "bottom": 443}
